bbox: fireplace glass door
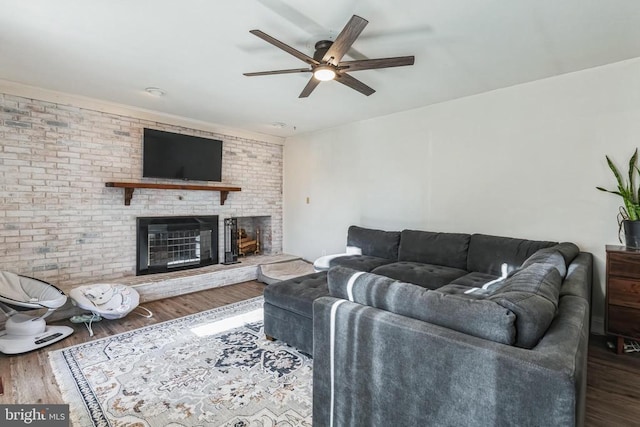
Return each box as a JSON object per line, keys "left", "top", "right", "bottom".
{"left": 137, "top": 216, "right": 218, "bottom": 275}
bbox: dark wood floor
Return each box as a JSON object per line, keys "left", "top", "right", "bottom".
{"left": 0, "top": 280, "right": 265, "bottom": 406}
{"left": 1, "top": 280, "right": 639, "bottom": 426}
{"left": 585, "top": 335, "right": 640, "bottom": 426}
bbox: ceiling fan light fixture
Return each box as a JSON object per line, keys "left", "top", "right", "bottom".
{"left": 313, "top": 66, "right": 336, "bottom": 81}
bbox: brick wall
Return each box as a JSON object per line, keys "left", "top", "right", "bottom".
{"left": 0, "top": 93, "right": 283, "bottom": 293}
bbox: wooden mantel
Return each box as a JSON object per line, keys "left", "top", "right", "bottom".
{"left": 105, "top": 182, "right": 241, "bottom": 206}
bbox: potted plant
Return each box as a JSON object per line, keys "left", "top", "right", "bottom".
{"left": 597, "top": 148, "right": 640, "bottom": 248}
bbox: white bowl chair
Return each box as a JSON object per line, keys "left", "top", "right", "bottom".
{"left": 70, "top": 284, "right": 152, "bottom": 336}
{"left": 0, "top": 271, "right": 73, "bottom": 354}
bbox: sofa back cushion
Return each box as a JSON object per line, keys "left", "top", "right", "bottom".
{"left": 488, "top": 262, "right": 563, "bottom": 348}
{"left": 329, "top": 252, "right": 567, "bottom": 349}
{"left": 398, "top": 230, "right": 471, "bottom": 270}
{"left": 467, "top": 234, "right": 557, "bottom": 276}
{"left": 347, "top": 226, "right": 400, "bottom": 260}
{"left": 327, "top": 266, "right": 516, "bottom": 345}
{"left": 519, "top": 242, "right": 580, "bottom": 278}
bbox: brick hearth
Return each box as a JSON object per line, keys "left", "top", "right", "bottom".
{"left": 0, "top": 254, "right": 299, "bottom": 329}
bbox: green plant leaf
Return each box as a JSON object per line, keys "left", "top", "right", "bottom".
{"left": 606, "top": 155, "right": 626, "bottom": 191}
{"left": 635, "top": 165, "right": 640, "bottom": 203}
{"left": 599, "top": 150, "right": 640, "bottom": 222}
{"left": 630, "top": 148, "right": 638, "bottom": 203}
{"left": 596, "top": 186, "right": 622, "bottom": 196}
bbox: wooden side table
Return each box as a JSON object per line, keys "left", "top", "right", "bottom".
{"left": 606, "top": 245, "right": 640, "bottom": 354}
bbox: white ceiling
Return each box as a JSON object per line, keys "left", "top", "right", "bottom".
{"left": 1, "top": 0, "right": 640, "bottom": 138}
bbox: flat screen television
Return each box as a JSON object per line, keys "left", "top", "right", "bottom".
{"left": 143, "top": 128, "right": 223, "bottom": 181}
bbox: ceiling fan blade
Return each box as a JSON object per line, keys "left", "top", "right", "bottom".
{"left": 339, "top": 56, "right": 415, "bottom": 72}
{"left": 322, "top": 15, "right": 368, "bottom": 65}
{"left": 299, "top": 77, "right": 321, "bottom": 98}
{"left": 250, "top": 30, "right": 319, "bottom": 66}
{"left": 335, "top": 73, "right": 375, "bottom": 96}
{"left": 244, "top": 68, "right": 311, "bottom": 76}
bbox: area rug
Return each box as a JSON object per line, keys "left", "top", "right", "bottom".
{"left": 49, "top": 297, "right": 312, "bottom": 427}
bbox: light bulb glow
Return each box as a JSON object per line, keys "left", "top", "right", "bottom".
{"left": 313, "top": 67, "right": 336, "bottom": 81}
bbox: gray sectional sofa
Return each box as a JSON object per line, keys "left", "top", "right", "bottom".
{"left": 263, "top": 225, "right": 592, "bottom": 426}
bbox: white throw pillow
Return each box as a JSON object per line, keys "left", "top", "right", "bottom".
{"left": 346, "top": 246, "right": 362, "bottom": 255}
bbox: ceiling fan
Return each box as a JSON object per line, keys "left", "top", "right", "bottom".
{"left": 243, "top": 15, "right": 415, "bottom": 98}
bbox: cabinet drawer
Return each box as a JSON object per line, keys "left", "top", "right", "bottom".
{"left": 608, "top": 278, "right": 640, "bottom": 309}
{"left": 608, "top": 305, "right": 640, "bottom": 338}
{"left": 609, "top": 252, "right": 640, "bottom": 279}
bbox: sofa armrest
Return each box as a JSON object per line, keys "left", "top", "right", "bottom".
{"left": 313, "top": 247, "right": 363, "bottom": 271}
{"left": 312, "top": 292, "right": 589, "bottom": 427}
{"left": 313, "top": 254, "right": 349, "bottom": 272}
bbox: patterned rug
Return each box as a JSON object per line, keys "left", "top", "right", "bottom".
{"left": 49, "top": 297, "right": 312, "bottom": 427}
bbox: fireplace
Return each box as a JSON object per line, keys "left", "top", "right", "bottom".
{"left": 221, "top": 216, "right": 272, "bottom": 264}
{"left": 235, "top": 216, "right": 272, "bottom": 256}
{"left": 136, "top": 216, "right": 218, "bottom": 275}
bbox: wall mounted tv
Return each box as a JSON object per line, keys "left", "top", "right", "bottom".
{"left": 143, "top": 128, "right": 223, "bottom": 182}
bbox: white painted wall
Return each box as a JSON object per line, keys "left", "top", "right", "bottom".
{"left": 283, "top": 57, "right": 640, "bottom": 333}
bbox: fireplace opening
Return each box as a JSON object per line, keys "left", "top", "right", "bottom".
{"left": 221, "top": 216, "right": 272, "bottom": 264}
{"left": 235, "top": 216, "right": 272, "bottom": 257}
{"left": 137, "top": 216, "right": 218, "bottom": 275}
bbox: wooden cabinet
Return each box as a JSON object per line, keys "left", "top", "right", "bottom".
{"left": 606, "top": 245, "right": 640, "bottom": 354}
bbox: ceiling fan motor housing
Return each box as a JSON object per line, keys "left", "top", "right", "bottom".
{"left": 313, "top": 40, "right": 333, "bottom": 62}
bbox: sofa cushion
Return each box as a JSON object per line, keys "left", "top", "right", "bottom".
{"left": 329, "top": 255, "right": 394, "bottom": 272}
{"left": 435, "top": 283, "right": 493, "bottom": 299}
{"left": 448, "top": 271, "right": 500, "bottom": 288}
{"left": 263, "top": 272, "right": 328, "bottom": 318}
{"left": 467, "top": 234, "right": 557, "bottom": 276}
{"left": 520, "top": 242, "right": 580, "bottom": 277}
{"left": 372, "top": 261, "right": 468, "bottom": 290}
{"left": 347, "top": 225, "right": 400, "bottom": 260}
{"left": 550, "top": 242, "right": 580, "bottom": 266}
{"left": 488, "top": 262, "right": 563, "bottom": 348}
{"left": 327, "top": 266, "right": 394, "bottom": 301}
{"left": 327, "top": 266, "right": 516, "bottom": 345}
{"left": 398, "top": 230, "right": 471, "bottom": 270}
